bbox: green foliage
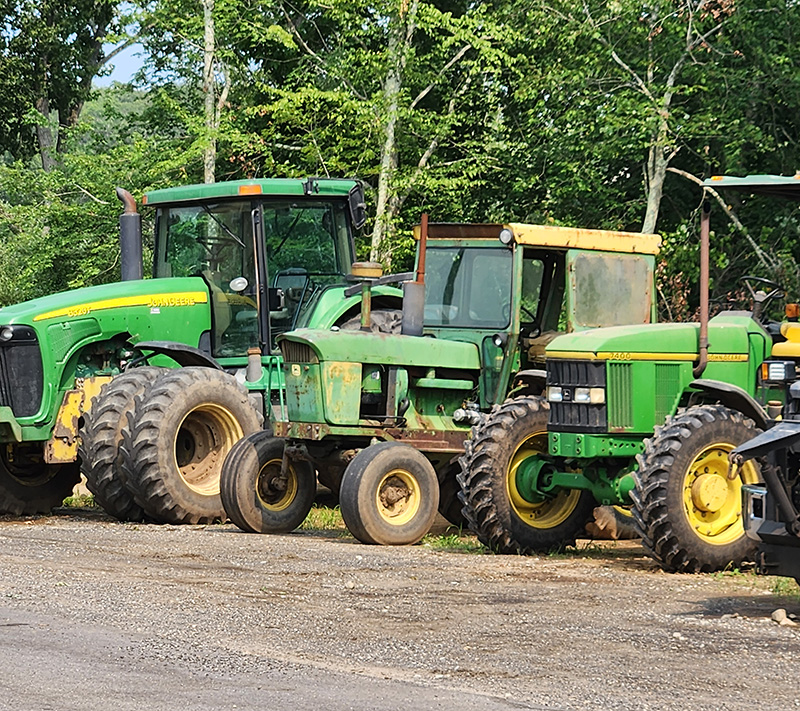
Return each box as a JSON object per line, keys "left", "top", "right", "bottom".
{"left": 0, "top": 1, "right": 799, "bottom": 313}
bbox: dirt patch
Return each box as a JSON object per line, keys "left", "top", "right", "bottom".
{"left": 0, "top": 511, "right": 797, "bottom": 710}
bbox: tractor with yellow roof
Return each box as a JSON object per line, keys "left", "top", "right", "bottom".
{"left": 219, "top": 217, "right": 662, "bottom": 545}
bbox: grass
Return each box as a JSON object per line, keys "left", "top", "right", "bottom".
{"left": 299, "top": 505, "right": 349, "bottom": 532}
{"left": 771, "top": 577, "right": 800, "bottom": 600}
{"left": 421, "top": 530, "right": 485, "bottom": 553}
{"left": 61, "top": 493, "right": 99, "bottom": 509}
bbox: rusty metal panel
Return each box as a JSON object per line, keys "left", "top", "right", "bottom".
{"left": 567, "top": 251, "right": 654, "bottom": 329}
{"left": 322, "top": 361, "right": 362, "bottom": 426}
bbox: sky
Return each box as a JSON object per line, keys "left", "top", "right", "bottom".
{"left": 94, "top": 43, "right": 145, "bottom": 87}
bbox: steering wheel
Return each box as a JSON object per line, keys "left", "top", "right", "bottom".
{"left": 740, "top": 275, "right": 785, "bottom": 322}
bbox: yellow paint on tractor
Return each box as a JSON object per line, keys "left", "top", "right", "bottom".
{"left": 44, "top": 375, "right": 114, "bottom": 464}
{"left": 34, "top": 291, "right": 208, "bottom": 322}
{"left": 546, "top": 351, "right": 748, "bottom": 362}
{"left": 414, "top": 222, "right": 661, "bottom": 255}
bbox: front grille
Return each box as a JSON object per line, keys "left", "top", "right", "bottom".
{"left": 547, "top": 359, "right": 607, "bottom": 433}
{"left": 279, "top": 340, "right": 318, "bottom": 364}
{"left": 0, "top": 326, "right": 44, "bottom": 418}
{"left": 607, "top": 362, "right": 633, "bottom": 429}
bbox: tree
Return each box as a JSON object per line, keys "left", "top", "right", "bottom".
{"left": 0, "top": 0, "right": 136, "bottom": 169}
{"left": 228, "top": 0, "right": 516, "bottom": 264}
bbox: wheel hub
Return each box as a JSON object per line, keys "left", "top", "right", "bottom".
{"left": 256, "top": 458, "right": 296, "bottom": 511}
{"left": 691, "top": 473, "right": 729, "bottom": 512}
{"left": 376, "top": 470, "right": 420, "bottom": 525}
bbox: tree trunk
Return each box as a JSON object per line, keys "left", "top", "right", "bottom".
{"left": 642, "top": 118, "right": 669, "bottom": 234}
{"left": 202, "top": 0, "right": 216, "bottom": 184}
{"left": 369, "top": 2, "right": 418, "bottom": 265}
{"left": 35, "top": 96, "right": 57, "bottom": 172}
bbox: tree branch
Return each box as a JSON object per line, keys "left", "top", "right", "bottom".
{"left": 667, "top": 166, "right": 778, "bottom": 273}
{"left": 409, "top": 44, "right": 472, "bottom": 111}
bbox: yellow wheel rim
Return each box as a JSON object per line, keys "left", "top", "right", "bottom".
{"left": 173, "top": 403, "right": 243, "bottom": 496}
{"left": 256, "top": 457, "right": 298, "bottom": 512}
{"left": 375, "top": 469, "right": 421, "bottom": 526}
{"left": 506, "top": 432, "right": 583, "bottom": 529}
{"left": 682, "top": 442, "right": 759, "bottom": 545}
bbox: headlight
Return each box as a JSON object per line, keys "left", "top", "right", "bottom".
{"left": 0, "top": 327, "right": 12, "bottom": 342}
{"left": 761, "top": 361, "right": 795, "bottom": 382}
{"left": 575, "top": 387, "right": 605, "bottom": 404}
{"left": 546, "top": 386, "right": 563, "bottom": 402}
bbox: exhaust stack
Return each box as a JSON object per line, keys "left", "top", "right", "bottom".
{"left": 401, "top": 213, "right": 428, "bottom": 336}
{"left": 693, "top": 199, "right": 710, "bottom": 377}
{"left": 116, "top": 187, "right": 143, "bottom": 281}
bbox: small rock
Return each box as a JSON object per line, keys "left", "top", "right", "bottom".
{"left": 344, "top": 580, "right": 355, "bottom": 590}
{"left": 780, "top": 618, "right": 798, "bottom": 627}
{"left": 772, "top": 609, "right": 788, "bottom": 624}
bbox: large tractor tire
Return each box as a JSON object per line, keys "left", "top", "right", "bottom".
{"left": 338, "top": 309, "right": 403, "bottom": 334}
{"left": 631, "top": 404, "right": 761, "bottom": 573}
{"left": 0, "top": 446, "right": 80, "bottom": 515}
{"left": 78, "top": 367, "right": 165, "bottom": 522}
{"left": 436, "top": 458, "right": 467, "bottom": 527}
{"left": 458, "top": 396, "right": 595, "bottom": 554}
{"left": 340, "top": 442, "right": 439, "bottom": 545}
{"left": 121, "top": 367, "right": 262, "bottom": 525}
{"left": 220, "top": 431, "right": 316, "bottom": 533}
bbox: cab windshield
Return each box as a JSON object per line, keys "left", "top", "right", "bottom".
{"left": 154, "top": 199, "right": 353, "bottom": 355}
{"left": 423, "top": 247, "right": 513, "bottom": 328}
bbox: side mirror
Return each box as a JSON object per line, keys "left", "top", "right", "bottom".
{"left": 348, "top": 184, "right": 367, "bottom": 230}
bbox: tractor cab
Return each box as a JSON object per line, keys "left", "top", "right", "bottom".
{"left": 146, "top": 178, "right": 368, "bottom": 358}
{"left": 412, "top": 222, "right": 660, "bottom": 408}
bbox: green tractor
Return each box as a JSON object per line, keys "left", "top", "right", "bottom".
{"left": 0, "top": 177, "right": 402, "bottom": 523}
{"left": 460, "top": 174, "right": 800, "bottom": 573}
{"left": 219, "top": 218, "right": 661, "bottom": 544}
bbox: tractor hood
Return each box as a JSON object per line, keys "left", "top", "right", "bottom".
{"left": 0, "top": 277, "right": 210, "bottom": 326}
{"left": 546, "top": 313, "right": 758, "bottom": 359}
{"left": 279, "top": 329, "right": 481, "bottom": 369}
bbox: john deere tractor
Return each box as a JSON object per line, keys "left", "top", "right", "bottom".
{"left": 459, "top": 174, "right": 800, "bottom": 573}
{"left": 0, "top": 177, "right": 402, "bottom": 523}
{"left": 220, "top": 218, "right": 661, "bottom": 545}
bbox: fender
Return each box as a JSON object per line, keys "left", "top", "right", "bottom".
{"left": 135, "top": 340, "right": 222, "bottom": 370}
{"left": 508, "top": 369, "right": 547, "bottom": 398}
{"left": 690, "top": 378, "right": 769, "bottom": 429}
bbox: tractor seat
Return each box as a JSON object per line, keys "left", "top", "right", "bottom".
{"left": 770, "top": 322, "right": 800, "bottom": 358}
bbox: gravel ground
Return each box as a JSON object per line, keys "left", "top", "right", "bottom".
{"left": 0, "top": 510, "right": 797, "bottom": 711}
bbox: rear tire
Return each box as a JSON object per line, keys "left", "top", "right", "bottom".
{"left": 0, "top": 446, "right": 79, "bottom": 515}
{"left": 436, "top": 458, "right": 467, "bottom": 527}
{"left": 458, "top": 396, "right": 595, "bottom": 554}
{"left": 340, "top": 442, "right": 439, "bottom": 545}
{"left": 121, "top": 367, "right": 262, "bottom": 524}
{"left": 221, "top": 431, "right": 316, "bottom": 533}
{"left": 78, "top": 367, "right": 165, "bottom": 521}
{"left": 632, "top": 404, "right": 761, "bottom": 573}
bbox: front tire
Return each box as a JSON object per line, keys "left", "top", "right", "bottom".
{"left": 458, "top": 396, "right": 595, "bottom": 554}
{"left": 121, "top": 367, "right": 262, "bottom": 524}
{"left": 340, "top": 442, "right": 439, "bottom": 545}
{"left": 631, "top": 404, "right": 761, "bottom": 573}
{"left": 220, "top": 431, "right": 316, "bottom": 533}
